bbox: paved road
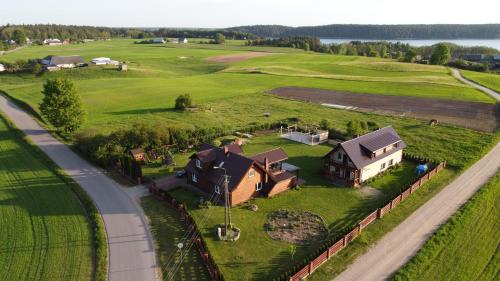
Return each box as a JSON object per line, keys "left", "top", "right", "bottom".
{"left": 451, "top": 68, "right": 500, "bottom": 101}
{"left": 334, "top": 142, "right": 500, "bottom": 281}
{"left": 0, "top": 95, "right": 159, "bottom": 281}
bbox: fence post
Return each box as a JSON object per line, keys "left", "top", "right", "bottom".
{"left": 377, "top": 208, "right": 382, "bottom": 218}
{"left": 358, "top": 223, "right": 362, "bottom": 233}
{"left": 309, "top": 261, "right": 314, "bottom": 274}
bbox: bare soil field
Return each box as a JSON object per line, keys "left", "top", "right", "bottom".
{"left": 269, "top": 87, "right": 499, "bottom": 132}
{"left": 206, "top": 51, "right": 275, "bottom": 63}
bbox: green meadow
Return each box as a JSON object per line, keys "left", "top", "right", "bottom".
{"left": 393, "top": 172, "right": 500, "bottom": 281}
{"left": 0, "top": 116, "right": 93, "bottom": 281}
{"left": 0, "top": 39, "right": 495, "bottom": 135}
{"left": 461, "top": 70, "right": 500, "bottom": 92}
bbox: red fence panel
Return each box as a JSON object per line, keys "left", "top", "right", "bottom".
{"left": 291, "top": 266, "right": 310, "bottom": 281}
{"left": 392, "top": 196, "right": 401, "bottom": 208}
{"left": 360, "top": 210, "right": 378, "bottom": 229}
{"left": 311, "top": 251, "right": 328, "bottom": 271}
{"left": 329, "top": 239, "right": 345, "bottom": 256}
{"left": 380, "top": 202, "right": 392, "bottom": 217}
{"left": 401, "top": 188, "right": 411, "bottom": 201}
{"left": 344, "top": 228, "right": 359, "bottom": 245}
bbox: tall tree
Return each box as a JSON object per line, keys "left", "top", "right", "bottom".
{"left": 12, "top": 29, "right": 27, "bottom": 45}
{"left": 213, "top": 33, "right": 226, "bottom": 44}
{"left": 430, "top": 43, "right": 451, "bottom": 65}
{"left": 40, "top": 78, "right": 86, "bottom": 134}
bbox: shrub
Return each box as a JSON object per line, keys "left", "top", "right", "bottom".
{"left": 174, "top": 94, "right": 193, "bottom": 110}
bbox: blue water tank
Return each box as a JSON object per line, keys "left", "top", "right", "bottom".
{"left": 416, "top": 164, "right": 428, "bottom": 175}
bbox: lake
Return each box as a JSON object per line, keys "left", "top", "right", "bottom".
{"left": 320, "top": 38, "right": 500, "bottom": 50}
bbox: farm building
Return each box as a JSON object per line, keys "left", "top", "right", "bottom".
{"left": 185, "top": 143, "right": 300, "bottom": 206}
{"left": 41, "top": 55, "right": 85, "bottom": 69}
{"left": 152, "top": 38, "right": 166, "bottom": 44}
{"left": 91, "top": 57, "right": 119, "bottom": 65}
{"left": 43, "top": 39, "right": 63, "bottom": 46}
{"left": 178, "top": 37, "right": 188, "bottom": 44}
{"left": 0, "top": 64, "right": 5, "bottom": 72}
{"left": 323, "top": 126, "right": 406, "bottom": 187}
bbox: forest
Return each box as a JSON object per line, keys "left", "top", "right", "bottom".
{"left": 230, "top": 24, "right": 500, "bottom": 39}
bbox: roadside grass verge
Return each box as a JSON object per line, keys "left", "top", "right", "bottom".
{"left": 392, "top": 172, "right": 499, "bottom": 281}
{"left": 461, "top": 70, "right": 500, "bottom": 92}
{"left": 140, "top": 196, "right": 210, "bottom": 281}
{"left": 0, "top": 113, "right": 107, "bottom": 281}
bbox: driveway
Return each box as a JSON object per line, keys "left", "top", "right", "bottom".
{"left": 333, "top": 70, "right": 500, "bottom": 281}
{"left": 0, "top": 95, "right": 159, "bottom": 281}
{"left": 451, "top": 68, "right": 500, "bottom": 101}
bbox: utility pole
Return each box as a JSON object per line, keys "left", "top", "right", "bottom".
{"left": 223, "top": 174, "right": 231, "bottom": 235}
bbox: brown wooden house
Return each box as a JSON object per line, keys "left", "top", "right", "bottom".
{"left": 323, "top": 126, "right": 406, "bottom": 187}
{"left": 185, "top": 143, "right": 299, "bottom": 206}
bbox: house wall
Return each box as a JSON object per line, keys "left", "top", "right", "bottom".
{"left": 230, "top": 167, "right": 265, "bottom": 206}
{"left": 267, "top": 178, "right": 294, "bottom": 197}
{"left": 329, "top": 147, "right": 355, "bottom": 168}
{"left": 360, "top": 150, "right": 402, "bottom": 182}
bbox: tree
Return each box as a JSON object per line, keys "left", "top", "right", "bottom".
{"left": 40, "top": 78, "right": 86, "bottom": 134}
{"left": 0, "top": 40, "right": 4, "bottom": 50}
{"left": 346, "top": 120, "right": 366, "bottom": 138}
{"left": 379, "top": 45, "right": 388, "bottom": 58}
{"left": 395, "top": 51, "right": 404, "bottom": 61}
{"left": 288, "top": 244, "right": 297, "bottom": 261}
{"left": 430, "top": 43, "right": 451, "bottom": 65}
{"left": 213, "top": 33, "right": 226, "bottom": 44}
{"left": 404, "top": 49, "right": 417, "bottom": 62}
{"left": 174, "top": 94, "right": 193, "bottom": 110}
{"left": 12, "top": 29, "right": 27, "bottom": 45}
{"left": 319, "top": 119, "right": 330, "bottom": 130}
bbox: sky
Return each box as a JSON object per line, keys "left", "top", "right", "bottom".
{"left": 1, "top": 0, "right": 499, "bottom": 28}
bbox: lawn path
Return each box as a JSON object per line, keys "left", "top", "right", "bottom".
{"left": 451, "top": 68, "right": 500, "bottom": 101}
{"left": 333, "top": 142, "right": 500, "bottom": 281}
{"left": 0, "top": 94, "right": 159, "bottom": 281}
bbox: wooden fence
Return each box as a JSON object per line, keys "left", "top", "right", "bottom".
{"left": 148, "top": 186, "right": 222, "bottom": 281}
{"left": 289, "top": 161, "right": 446, "bottom": 281}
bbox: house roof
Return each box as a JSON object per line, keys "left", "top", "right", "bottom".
{"left": 186, "top": 144, "right": 254, "bottom": 191}
{"left": 327, "top": 126, "right": 406, "bottom": 169}
{"left": 250, "top": 148, "right": 288, "bottom": 165}
{"left": 43, "top": 55, "right": 85, "bottom": 66}
{"left": 130, "top": 148, "right": 144, "bottom": 156}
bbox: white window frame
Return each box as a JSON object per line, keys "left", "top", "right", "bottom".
{"left": 256, "top": 182, "right": 263, "bottom": 191}
{"left": 192, "top": 173, "right": 198, "bottom": 183}
{"left": 389, "top": 159, "right": 394, "bottom": 166}
{"left": 381, "top": 162, "right": 386, "bottom": 170}
{"left": 248, "top": 169, "right": 255, "bottom": 178}
{"left": 195, "top": 159, "right": 202, "bottom": 169}
{"left": 214, "top": 185, "right": 220, "bottom": 194}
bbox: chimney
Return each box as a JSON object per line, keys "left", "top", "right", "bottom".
{"left": 264, "top": 157, "right": 269, "bottom": 183}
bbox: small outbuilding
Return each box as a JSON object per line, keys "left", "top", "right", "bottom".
{"left": 152, "top": 38, "right": 166, "bottom": 44}
{"left": 178, "top": 37, "right": 188, "bottom": 44}
{"left": 0, "top": 64, "right": 5, "bottom": 72}
{"left": 130, "top": 148, "right": 146, "bottom": 163}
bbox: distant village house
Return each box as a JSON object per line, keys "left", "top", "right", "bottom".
{"left": 90, "top": 57, "right": 119, "bottom": 65}
{"left": 178, "top": 37, "right": 188, "bottom": 44}
{"left": 43, "top": 39, "right": 63, "bottom": 46}
{"left": 41, "top": 55, "right": 85, "bottom": 70}
{"left": 152, "top": 38, "right": 166, "bottom": 44}
{"left": 185, "top": 143, "right": 300, "bottom": 206}
{"left": 323, "top": 126, "right": 406, "bottom": 187}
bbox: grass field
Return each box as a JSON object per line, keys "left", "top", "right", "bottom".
{"left": 393, "top": 172, "right": 500, "bottom": 281}
{"left": 0, "top": 39, "right": 495, "bottom": 136}
{"left": 0, "top": 116, "right": 93, "bottom": 281}
{"left": 461, "top": 70, "right": 500, "bottom": 92}
{"left": 140, "top": 196, "right": 209, "bottom": 281}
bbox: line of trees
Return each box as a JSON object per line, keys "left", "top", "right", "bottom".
{"left": 231, "top": 24, "right": 500, "bottom": 39}
{"left": 0, "top": 24, "right": 253, "bottom": 43}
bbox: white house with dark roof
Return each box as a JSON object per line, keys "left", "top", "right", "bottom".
{"left": 41, "top": 55, "right": 85, "bottom": 68}
{"left": 323, "top": 126, "right": 406, "bottom": 186}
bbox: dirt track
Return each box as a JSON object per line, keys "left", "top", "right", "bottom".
{"left": 206, "top": 52, "right": 274, "bottom": 63}
{"left": 269, "top": 87, "right": 499, "bottom": 132}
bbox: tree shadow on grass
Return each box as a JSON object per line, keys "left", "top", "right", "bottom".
{"left": 108, "top": 108, "right": 177, "bottom": 115}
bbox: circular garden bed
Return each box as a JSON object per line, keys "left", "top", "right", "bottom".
{"left": 265, "top": 209, "right": 328, "bottom": 244}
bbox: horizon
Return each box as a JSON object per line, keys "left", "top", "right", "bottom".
{"left": 2, "top": 0, "right": 500, "bottom": 28}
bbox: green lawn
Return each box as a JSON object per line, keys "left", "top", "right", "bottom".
{"left": 461, "top": 70, "right": 500, "bottom": 92}
{"left": 0, "top": 39, "right": 494, "bottom": 136}
{"left": 140, "top": 196, "right": 210, "bottom": 281}
{"left": 0, "top": 116, "right": 93, "bottom": 281}
{"left": 164, "top": 128, "right": 497, "bottom": 281}
{"left": 393, "top": 172, "right": 500, "bottom": 281}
